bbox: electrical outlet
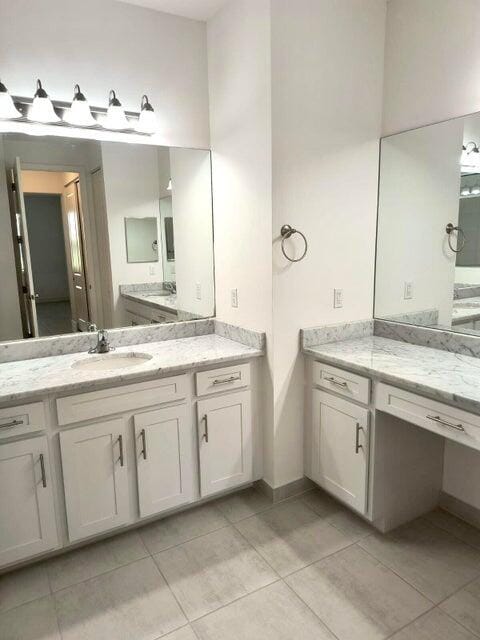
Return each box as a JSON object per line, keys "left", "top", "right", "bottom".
{"left": 195, "top": 282, "right": 202, "bottom": 300}
{"left": 404, "top": 281, "right": 413, "bottom": 300}
{"left": 334, "top": 288, "right": 343, "bottom": 309}
{"left": 231, "top": 288, "right": 238, "bottom": 308}
{"left": 149, "top": 265, "right": 156, "bottom": 276}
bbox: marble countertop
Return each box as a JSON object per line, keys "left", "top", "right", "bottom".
{"left": 452, "top": 297, "right": 480, "bottom": 324}
{"left": 121, "top": 291, "right": 178, "bottom": 314}
{"left": 304, "top": 335, "right": 480, "bottom": 413}
{"left": 0, "top": 335, "right": 263, "bottom": 404}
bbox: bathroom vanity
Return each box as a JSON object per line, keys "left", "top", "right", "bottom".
{"left": 0, "top": 330, "right": 263, "bottom": 571}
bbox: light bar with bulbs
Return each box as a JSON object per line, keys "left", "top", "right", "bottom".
{"left": 0, "top": 78, "right": 158, "bottom": 135}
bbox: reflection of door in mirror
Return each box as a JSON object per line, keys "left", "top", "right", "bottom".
{"left": 160, "top": 196, "right": 175, "bottom": 283}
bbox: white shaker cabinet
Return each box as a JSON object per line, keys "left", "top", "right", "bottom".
{"left": 311, "top": 389, "right": 369, "bottom": 514}
{"left": 60, "top": 418, "right": 130, "bottom": 542}
{"left": 0, "top": 436, "right": 58, "bottom": 566}
{"left": 134, "top": 404, "right": 194, "bottom": 517}
{"left": 197, "top": 390, "right": 252, "bottom": 497}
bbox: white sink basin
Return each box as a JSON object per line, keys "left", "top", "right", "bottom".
{"left": 72, "top": 352, "right": 153, "bottom": 371}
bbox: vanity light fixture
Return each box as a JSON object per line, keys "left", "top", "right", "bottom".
{"left": 28, "top": 79, "right": 60, "bottom": 123}
{"left": 167, "top": 178, "right": 172, "bottom": 191}
{"left": 103, "top": 90, "right": 130, "bottom": 130}
{"left": 471, "top": 186, "right": 480, "bottom": 195}
{"left": 0, "top": 79, "right": 22, "bottom": 119}
{"left": 63, "top": 84, "right": 97, "bottom": 127}
{"left": 135, "top": 95, "right": 157, "bottom": 134}
{"left": 461, "top": 186, "right": 471, "bottom": 196}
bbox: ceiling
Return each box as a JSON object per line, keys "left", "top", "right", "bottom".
{"left": 115, "top": 0, "right": 228, "bottom": 21}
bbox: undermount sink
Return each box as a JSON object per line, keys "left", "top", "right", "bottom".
{"left": 72, "top": 352, "right": 153, "bottom": 371}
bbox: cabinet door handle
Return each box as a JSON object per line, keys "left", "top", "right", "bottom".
{"left": 355, "top": 423, "right": 363, "bottom": 454}
{"left": 39, "top": 453, "right": 47, "bottom": 488}
{"left": 140, "top": 428, "right": 147, "bottom": 460}
{"left": 426, "top": 415, "right": 465, "bottom": 432}
{"left": 202, "top": 414, "right": 209, "bottom": 443}
{"left": 117, "top": 434, "right": 125, "bottom": 466}
{"left": 0, "top": 418, "right": 24, "bottom": 430}
{"left": 212, "top": 375, "right": 241, "bottom": 386}
{"left": 324, "top": 376, "right": 348, "bottom": 389}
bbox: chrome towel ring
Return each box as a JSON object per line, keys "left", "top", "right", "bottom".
{"left": 280, "top": 225, "right": 308, "bottom": 262}
{"left": 446, "top": 223, "right": 466, "bottom": 253}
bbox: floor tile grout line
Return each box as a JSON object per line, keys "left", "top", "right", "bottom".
{"left": 383, "top": 606, "right": 439, "bottom": 640}
{"left": 421, "top": 513, "right": 480, "bottom": 555}
{"left": 440, "top": 606, "right": 480, "bottom": 640}
{"left": 229, "top": 520, "right": 284, "bottom": 580}
{"left": 150, "top": 554, "right": 191, "bottom": 630}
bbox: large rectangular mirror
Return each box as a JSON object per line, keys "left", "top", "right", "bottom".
{"left": 375, "top": 112, "right": 480, "bottom": 336}
{"left": 0, "top": 133, "right": 215, "bottom": 341}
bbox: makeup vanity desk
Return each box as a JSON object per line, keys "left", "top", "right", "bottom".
{"left": 303, "top": 336, "right": 480, "bottom": 532}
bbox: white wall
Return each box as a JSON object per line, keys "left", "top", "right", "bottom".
{"left": 0, "top": 0, "right": 209, "bottom": 149}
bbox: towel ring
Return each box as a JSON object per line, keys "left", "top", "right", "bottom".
{"left": 446, "top": 223, "right": 466, "bottom": 253}
{"left": 280, "top": 225, "right": 308, "bottom": 262}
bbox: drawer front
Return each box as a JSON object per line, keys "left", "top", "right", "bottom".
{"left": 313, "top": 362, "right": 370, "bottom": 405}
{"left": 196, "top": 363, "right": 250, "bottom": 397}
{"left": 377, "top": 383, "right": 480, "bottom": 450}
{"left": 0, "top": 402, "right": 45, "bottom": 439}
{"left": 57, "top": 375, "right": 188, "bottom": 425}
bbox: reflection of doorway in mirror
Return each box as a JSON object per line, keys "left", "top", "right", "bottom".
{"left": 160, "top": 196, "right": 175, "bottom": 284}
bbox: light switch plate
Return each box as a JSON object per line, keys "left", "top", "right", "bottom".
{"left": 404, "top": 281, "right": 413, "bottom": 300}
{"left": 334, "top": 288, "right": 343, "bottom": 309}
{"left": 196, "top": 283, "right": 202, "bottom": 300}
{"left": 149, "top": 265, "right": 156, "bottom": 276}
{"left": 231, "top": 288, "right": 238, "bottom": 308}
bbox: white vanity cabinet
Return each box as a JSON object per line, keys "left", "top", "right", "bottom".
{"left": 0, "top": 435, "right": 58, "bottom": 566}
{"left": 311, "top": 389, "right": 369, "bottom": 513}
{"left": 59, "top": 418, "right": 130, "bottom": 542}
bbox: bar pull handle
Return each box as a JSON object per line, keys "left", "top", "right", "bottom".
{"left": 426, "top": 415, "right": 465, "bottom": 432}
{"left": 212, "top": 375, "right": 241, "bottom": 386}
{"left": 201, "top": 415, "right": 209, "bottom": 443}
{"left": 324, "top": 376, "right": 348, "bottom": 389}
{"left": 140, "top": 428, "right": 147, "bottom": 460}
{"left": 118, "top": 434, "right": 125, "bottom": 466}
{"left": 0, "top": 419, "right": 24, "bottom": 430}
{"left": 39, "top": 453, "right": 47, "bottom": 488}
{"left": 355, "top": 423, "right": 363, "bottom": 454}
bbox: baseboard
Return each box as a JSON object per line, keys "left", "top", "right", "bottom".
{"left": 440, "top": 491, "right": 480, "bottom": 529}
{"left": 255, "top": 476, "right": 314, "bottom": 503}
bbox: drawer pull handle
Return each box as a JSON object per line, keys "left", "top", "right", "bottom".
{"left": 212, "top": 375, "right": 241, "bottom": 386}
{"left": 426, "top": 415, "right": 465, "bottom": 432}
{"left": 324, "top": 376, "right": 348, "bottom": 389}
{"left": 140, "top": 428, "right": 147, "bottom": 460}
{"left": 355, "top": 423, "right": 363, "bottom": 453}
{"left": 0, "top": 418, "right": 24, "bottom": 429}
{"left": 39, "top": 453, "right": 47, "bottom": 488}
{"left": 202, "top": 414, "right": 209, "bottom": 443}
{"left": 117, "top": 434, "right": 125, "bottom": 466}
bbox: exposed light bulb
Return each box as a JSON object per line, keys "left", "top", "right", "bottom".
{"left": 102, "top": 89, "right": 130, "bottom": 130}
{"left": 471, "top": 186, "right": 480, "bottom": 195}
{"left": 135, "top": 94, "right": 157, "bottom": 134}
{"left": 64, "top": 84, "right": 97, "bottom": 127}
{"left": 167, "top": 178, "right": 172, "bottom": 191}
{"left": 0, "top": 80, "right": 22, "bottom": 119}
{"left": 461, "top": 187, "right": 471, "bottom": 196}
{"left": 28, "top": 79, "right": 60, "bottom": 123}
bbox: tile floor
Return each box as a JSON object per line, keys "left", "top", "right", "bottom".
{"left": 2, "top": 487, "right": 480, "bottom": 639}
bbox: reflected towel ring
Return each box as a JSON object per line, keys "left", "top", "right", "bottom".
{"left": 280, "top": 225, "right": 308, "bottom": 262}
{"left": 446, "top": 223, "right": 466, "bottom": 253}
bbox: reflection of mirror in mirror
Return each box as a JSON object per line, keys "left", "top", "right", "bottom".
{"left": 0, "top": 133, "right": 214, "bottom": 342}
{"left": 375, "top": 112, "right": 480, "bottom": 336}
{"left": 124, "top": 217, "right": 159, "bottom": 263}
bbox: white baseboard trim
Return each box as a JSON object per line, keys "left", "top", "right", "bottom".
{"left": 255, "top": 476, "right": 314, "bottom": 503}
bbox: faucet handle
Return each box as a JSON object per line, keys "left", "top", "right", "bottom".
{"left": 88, "top": 323, "right": 97, "bottom": 332}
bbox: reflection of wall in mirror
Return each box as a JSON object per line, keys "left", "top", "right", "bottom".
{"left": 375, "top": 119, "right": 463, "bottom": 327}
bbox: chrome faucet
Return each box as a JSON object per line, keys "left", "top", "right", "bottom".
{"left": 89, "top": 329, "right": 113, "bottom": 354}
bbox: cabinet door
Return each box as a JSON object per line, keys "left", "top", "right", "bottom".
{"left": 60, "top": 418, "right": 130, "bottom": 542}
{"left": 197, "top": 390, "right": 252, "bottom": 497}
{"left": 134, "top": 404, "right": 193, "bottom": 517}
{"left": 0, "top": 436, "right": 58, "bottom": 567}
{"left": 312, "top": 389, "right": 369, "bottom": 513}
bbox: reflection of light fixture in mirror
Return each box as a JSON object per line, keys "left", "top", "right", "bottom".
{"left": 64, "top": 84, "right": 97, "bottom": 127}
{"left": 28, "top": 79, "right": 60, "bottom": 123}
{"left": 461, "top": 141, "right": 480, "bottom": 172}
{"left": 461, "top": 186, "right": 471, "bottom": 196}
{"left": 103, "top": 90, "right": 130, "bottom": 130}
{"left": 472, "top": 186, "right": 480, "bottom": 195}
{"left": 167, "top": 178, "right": 172, "bottom": 191}
{"left": 0, "top": 80, "right": 22, "bottom": 119}
{"left": 135, "top": 94, "right": 157, "bottom": 134}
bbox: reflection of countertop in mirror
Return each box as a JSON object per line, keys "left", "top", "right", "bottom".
{"left": 121, "top": 290, "right": 178, "bottom": 314}
{"left": 452, "top": 296, "right": 480, "bottom": 324}
{"left": 304, "top": 335, "right": 480, "bottom": 413}
{"left": 0, "top": 335, "right": 263, "bottom": 403}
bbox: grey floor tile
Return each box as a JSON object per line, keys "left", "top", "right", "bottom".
{"left": 154, "top": 526, "right": 278, "bottom": 620}
{"left": 140, "top": 503, "right": 228, "bottom": 555}
{"left": 390, "top": 608, "right": 478, "bottom": 640}
{"left": 235, "top": 498, "right": 353, "bottom": 576}
{"left": 301, "top": 488, "right": 344, "bottom": 517}
{"left": 0, "top": 595, "right": 61, "bottom": 640}
{"left": 0, "top": 561, "right": 50, "bottom": 613}
{"left": 214, "top": 487, "right": 273, "bottom": 523}
{"left": 327, "top": 508, "right": 374, "bottom": 541}
{"left": 55, "top": 556, "right": 186, "bottom": 640}
{"left": 441, "top": 577, "right": 480, "bottom": 637}
{"left": 192, "top": 581, "right": 336, "bottom": 640}
{"left": 359, "top": 519, "right": 480, "bottom": 603}
{"left": 424, "top": 509, "right": 480, "bottom": 551}
{"left": 286, "top": 545, "right": 432, "bottom": 640}
{"left": 163, "top": 625, "right": 199, "bottom": 640}
{"left": 48, "top": 530, "right": 148, "bottom": 591}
